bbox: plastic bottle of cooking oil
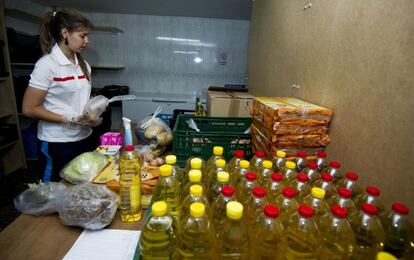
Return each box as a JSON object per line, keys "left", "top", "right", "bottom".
{"left": 274, "top": 187, "right": 299, "bottom": 227}
{"left": 236, "top": 172, "right": 257, "bottom": 204}
{"left": 322, "top": 161, "right": 343, "bottom": 184}
{"left": 216, "top": 201, "right": 250, "bottom": 259}
{"left": 211, "top": 185, "right": 236, "bottom": 233}
{"left": 302, "top": 187, "right": 330, "bottom": 219}
{"left": 181, "top": 184, "right": 210, "bottom": 219}
{"left": 206, "top": 146, "right": 224, "bottom": 173}
{"left": 328, "top": 188, "right": 358, "bottom": 217}
{"left": 227, "top": 150, "right": 244, "bottom": 172}
{"left": 349, "top": 203, "right": 386, "bottom": 260}
{"left": 285, "top": 205, "right": 320, "bottom": 260}
{"left": 289, "top": 172, "right": 311, "bottom": 203}
{"left": 165, "top": 155, "right": 183, "bottom": 185}
{"left": 313, "top": 151, "right": 328, "bottom": 171}
{"left": 317, "top": 204, "right": 356, "bottom": 260}
{"left": 151, "top": 164, "right": 181, "bottom": 221}
{"left": 266, "top": 172, "right": 285, "bottom": 204}
{"left": 336, "top": 172, "right": 363, "bottom": 198}
{"left": 313, "top": 172, "right": 338, "bottom": 199}
{"left": 245, "top": 186, "right": 268, "bottom": 228}
{"left": 119, "top": 145, "right": 142, "bottom": 222}
{"left": 184, "top": 147, "right": 205, "bottom": 173}
{"left": 250, "top": 150, "right": 266, "bottom": 174}
{"left": 209, "top": 171, "right": 230, "bottom": 203}
{"left": 376, "top": 252, "right": 398, "bottom": 260}
{"left": 354, "top": 186, "right": 386, "bottom": 216}
{"left": 272, "top": 150, "right": 286, "bottom": 172}
{"left": 177, "top": 202, "right": 214, "bottom": 259}
{"left": 257, "top": 160, "right": 273, "bottom": 186}
{"left": 182, "top": 169, "right": 206, "bottom": 201}
{"left": 230, "top": 159, "right": 250, "bottom": 187}
{"left": 302, "top": 161, "right": 320, "bottom": 184}
{"left": 139, "top": 201, "right": 177, "bottom": 259}
{"left": 183, "top": 157, "right": 203, "bottom": 188}
{"left": 195, "top": 97, "right": 206, "bottom": 116}
{"left": 280, "top": 161, "right": 297, "bottom": 183}
{"left": 251, "top": 205, "right": 286, "bottom": 260}
{"left": 382, "top": 202, "right": 414, "bottom": 258}
{"left": 206, "top": 159, "right": 226, "bottom": 189}
{"left": 294, "top": 151, "right": 308, "bottom": 172}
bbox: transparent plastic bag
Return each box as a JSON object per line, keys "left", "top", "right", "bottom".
{"left": 83, "top": 94, "right": 136, "bottom": 120}
{"left": 60, "top": 152, "right": 108, "bottom": 184}
{"left": 135, "top": 107, "right": 173, "bottom": 147}
{"left": 14, "top": 182, "right": 118, "bottom": 230}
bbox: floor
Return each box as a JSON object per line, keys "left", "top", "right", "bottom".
{"left": 0, "top": 160, "right": 43, "bottom": 231}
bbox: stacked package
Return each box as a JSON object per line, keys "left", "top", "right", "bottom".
{"left": 251, "top": 97, "right": 333, "bottom": 158}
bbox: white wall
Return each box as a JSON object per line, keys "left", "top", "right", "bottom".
{"left": 5, "top": 0, "right": 250, "bottom": 98}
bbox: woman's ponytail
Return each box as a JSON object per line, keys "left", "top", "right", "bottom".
{"left": 40, "top": 11, "right": 55, "bottom": 54}
{"left": 76, "top": 53, "right": 91, "bottom": 81}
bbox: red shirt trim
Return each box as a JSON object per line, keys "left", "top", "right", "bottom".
{"left": 53, "top": 76, "right": 75, "bottom": 82}
{"left": 78, "top": 75, "right": 86, "bottom": 79}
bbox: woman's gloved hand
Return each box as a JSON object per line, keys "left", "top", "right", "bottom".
{"left": 63, "top": 114, "right": 103, "bottom": 127}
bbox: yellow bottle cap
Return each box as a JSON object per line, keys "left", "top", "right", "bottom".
{"left": 152, "top": 201, "right": 167, "bottom": 216}
{"left": 285, "top": 161, "right": 296, "bottom": 170}
{"left": 276, "top": 150, "right": 286, "bottom": 158}
{"left": 217, "top": 171, "right": 230, "bottom": 183}
{"left": 262, "top": 160, "right": 273, "bottom": 169}
{"left": 165, "top": 155, "right": 176, "bottom": 164}
{"left": 188, "top": 169, "right": 202, "bottom": 182}
{"left": 190, "top": 202, "right": 205, "bottom": 217}
{"left": 190, "top": 184, "right": 203, "bottom": 196}
{"left": 376, "top": 252, "right": 397, "bottom": 260}
{"left": 190, "top": 158, "right": 202, "bottom": 169}
{"left": 213, "top": 146, "right": 224, "bottom": 155}
{"left": 215, "top": 159, "right": 226, "bottom": 167}
{"left": 311, "top": 187, "right": 326, "bottom": 199}
{"left": 239, "top": 160, "right": 250, "bottom": 168}
{"left": 159, "top": 164, "right": 173, "bottom": 176}
{"left": 226, "top": 201, "right": 243, "bottom": 220}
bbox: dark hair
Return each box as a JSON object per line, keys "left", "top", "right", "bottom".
{"left": 40, "top": 8, "right": 93, "bottom": 81}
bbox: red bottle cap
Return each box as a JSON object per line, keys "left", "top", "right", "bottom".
{"left": 264, "top": 204, "right": 280, "bottom": 218}
{"left": 253, "top": 186, "right": 267, "bottom": 198}
{"left": 361, "top": 203, "right": 378, "bottom": 215}
{"left": 345, "top": 172, "right": 359, "bottom": 181}
{"left": 329, "top": 161, "right": 341, "bottom": 168}
{"left": 221, "top": 185, "right": 234, "bottom": 197}
{"left": 331, "top": 204, "right": 348, "bottom": 218}
{"left": 307, "top": 161, "right": 318, "bottom": 169}
{"left": 321, "top": 173, "right": 333, "bottom": 182}
{"left": 316, "top": 151, "right": 327, "bottom": 158}
{"left": 246, "top": 172, "right": 257, "bottom": 181}
{"left": 297, "top": 173, "right": 309, "bottom": 182}
{"left": 298, "top": 205, "right": 314, "bottom": 218}
{"left": 234, "top": 150, "right": 245, "bottom": 158}
{"left": 392, "top": 202, "right": 409, "bottom": 215}
{"left": 338, "top": 188, "right": 352, "bottom": 199}
{"left": 297, "top": 151, "right": 307, "bottom": 158}
{"left": 271, "top": 173, "right": 283, "bottom": 182}
{"left": 255, "top": 150, "right": 265, "bottom": 158}
{"left": 282, "top": 187, "right": 296, "bottom": 198}
{"left": 366, "top": 186, "right": 381, "bottom": 196}
{"left": 124, "top": 145, "right": 134, "bottom": 151}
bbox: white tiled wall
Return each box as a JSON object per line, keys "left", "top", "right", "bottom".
{"left": 5, "top": 0, "right": 250, "bottom": 98}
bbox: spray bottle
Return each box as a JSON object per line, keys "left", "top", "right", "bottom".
{"left": 123, "top": 117, "right": 133, "bottom": 146}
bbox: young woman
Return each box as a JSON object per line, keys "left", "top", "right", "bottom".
{"left": 22, "top": 9, "right": 101, "bottom": 182}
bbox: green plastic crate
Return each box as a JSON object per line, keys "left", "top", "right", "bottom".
{"left": 172, "top": 115, "right": 252, "bottom": 167}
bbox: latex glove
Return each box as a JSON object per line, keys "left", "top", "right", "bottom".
{"left": 63, "top": 114, "right": 103, "bottom": 127}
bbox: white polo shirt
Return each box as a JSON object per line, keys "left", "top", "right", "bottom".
{"left": 29, "top": 44, "right": 92, "bottom": 142}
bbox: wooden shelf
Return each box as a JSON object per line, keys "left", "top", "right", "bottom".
{"left": 0, "top": 140, "right": 18, "bottom": 151}
{"left": 0, "top": 76, "right": 8, "bottom": 81}
{"left": 5, "top": 8, "right": 123, "bottom": 34}
{"left": 11, "top": 62, "right": 35, "bottom": 68}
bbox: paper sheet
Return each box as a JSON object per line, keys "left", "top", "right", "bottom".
{"left": 63, "top": 229, "right": 141, "bottom": 260}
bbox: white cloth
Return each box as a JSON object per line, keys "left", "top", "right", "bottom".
{"left": 29, "top": 44, "right": 92, "bottom": 142}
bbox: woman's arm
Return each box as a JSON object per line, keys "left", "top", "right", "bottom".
{"left": 22, "top": 86, "right": 65, "bottom": 123}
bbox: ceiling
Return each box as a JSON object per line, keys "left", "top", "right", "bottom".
{"left": 32, "top": 0, "right": 252, "bottom": 20}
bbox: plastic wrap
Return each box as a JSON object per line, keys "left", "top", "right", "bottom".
{"left": 14, "top": 182, "right": 118, "bottom": 230}
{"left": 60, "top": 152, "right": 108, "bottom": 184}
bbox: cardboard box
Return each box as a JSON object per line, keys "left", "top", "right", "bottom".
{"left": 207, "top": 89, "right": 254, "bottom": 117}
